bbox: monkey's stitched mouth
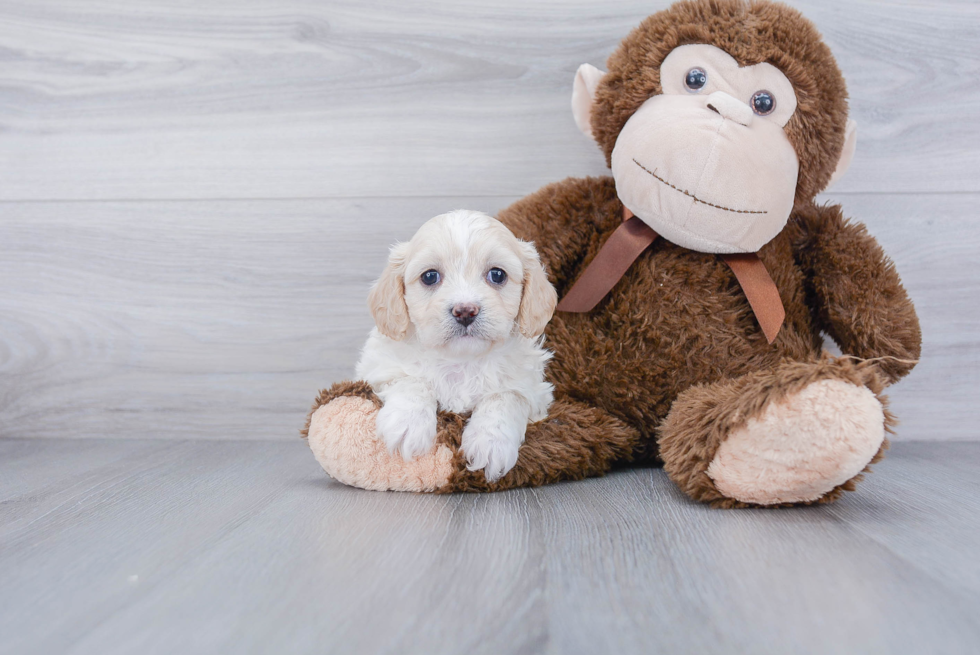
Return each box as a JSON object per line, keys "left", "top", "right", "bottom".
{"left": 632, "top": 159, "right": 767, "bottom": 215}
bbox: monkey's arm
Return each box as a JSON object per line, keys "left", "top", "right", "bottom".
{"left": 792, "top": 204, "right": 921, "bottom": 383}
{"left": 497, "top": 176, "right": 623, "bottom": 289}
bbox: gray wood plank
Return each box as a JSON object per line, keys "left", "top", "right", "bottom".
{"left": 0, "top": 0, "right": 976, "bottom": 201}
{"left": 1, "top": 193, "right": 975, "bottom": 441}
{"left": 541, "top": 452, "right": 980, "bottom": 654}
{"left": 826, "top": 441, "right": 980, "bottom": 599}
{"left": 0, "top": 439, "right": 314, "bottom": 655}
{"left": 0, "top": 439, "right": 978, "bottom": 654}
{"left": 0, "top": 438, "right": 178, "bottom": 537}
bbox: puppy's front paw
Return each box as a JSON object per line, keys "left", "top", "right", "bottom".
{"left": 376, "top": 396, "right": 437, "bottom": 460}
{"left": 462, "top": 418, "right": 522, "bottom": 483}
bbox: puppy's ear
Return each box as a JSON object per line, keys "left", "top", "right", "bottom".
{"left": 367, "top": 242, "right": 411, "bottom": 340}
{"left": 517, "top": 241, "right": 558, "bottom": 338}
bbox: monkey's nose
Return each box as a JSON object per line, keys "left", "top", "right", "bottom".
{"left": 452, "top": 303, "right": 480, "bottom": 327}
{"left": 705, "top": 91, "right": 753, "bottom": 127}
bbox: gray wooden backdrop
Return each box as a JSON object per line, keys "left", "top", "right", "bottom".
{"left": 1, "top": 0, "right": 977, "bottom": 442}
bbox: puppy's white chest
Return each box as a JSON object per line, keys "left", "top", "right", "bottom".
{"left": 430, "top": 361, "right": 491, "bottom": 414}
{"left": 441, "top": 364, "right": 468, "bottom": 388}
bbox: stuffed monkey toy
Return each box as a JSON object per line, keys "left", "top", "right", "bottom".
{"left": 303, "top": 0, "right": 921, "bottom": 507}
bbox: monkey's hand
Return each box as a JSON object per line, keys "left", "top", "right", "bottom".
{"left": 792, "top": 203, "right": 921, "bottom": 384}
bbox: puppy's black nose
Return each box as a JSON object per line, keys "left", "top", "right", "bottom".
{"left": 452, "top": 303, "right": 480, "bottom": 327}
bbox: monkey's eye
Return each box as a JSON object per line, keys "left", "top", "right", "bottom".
{"left": 420, "top": 269, "right": 441, "bottom": 286}
{"left": 684, "top": 67, "right": 707, "bottom": 92}
{"left": 486, "top": 268, "right": 507, "bottom": 285}
{"left": 750, "top": 90, "right": 776, "bottom": 116}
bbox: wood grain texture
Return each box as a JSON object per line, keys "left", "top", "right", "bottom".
{"left": 0, "top": 0, "right": 977, "bottom": 201}
{"left": 1, "top": 439, "right": 978, "bottom": 654}
{"left": 1, "top": 193, "right": 976, "bottom": 441}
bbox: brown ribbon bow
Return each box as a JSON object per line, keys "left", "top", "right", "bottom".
{"left": 555, "top": 205, "right": 785, "bottom": 344}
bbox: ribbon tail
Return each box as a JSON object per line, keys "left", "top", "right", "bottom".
{"left": 556, "top": 213, "right": 658, "bottom": 313}
{"left": 721, "top": 253, "right": 785, "bottom": 344}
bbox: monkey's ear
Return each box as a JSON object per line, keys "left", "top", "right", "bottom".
{"left": 367, "top": 243, "right": 411, "bottom": 340}
{"left": 571, "top": 63, "right": 606, "bottom": 140}
{"left": 825, "top": 119, "right": 858, "bottom": 190}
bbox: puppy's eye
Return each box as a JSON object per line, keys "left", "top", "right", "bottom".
{"left": 486, "top": 268, "right": 507, "bottom": 285}
{"left": 420, "top": 269, "right": 440, "bottom": 286}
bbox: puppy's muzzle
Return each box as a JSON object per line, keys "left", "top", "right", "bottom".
{"left": 452, "top": 303, "right": 480, "bottom": 327}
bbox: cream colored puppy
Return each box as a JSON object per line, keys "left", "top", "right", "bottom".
{"left": 356, "top": 210, "right": 558, "bottom": 482}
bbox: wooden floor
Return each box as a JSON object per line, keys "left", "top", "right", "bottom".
{"left": 1, "top": 439, "right": 979, "bottom": 654}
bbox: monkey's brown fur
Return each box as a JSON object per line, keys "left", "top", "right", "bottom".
{"left": 305, "top": 0, "right": 921, "bottom": 506}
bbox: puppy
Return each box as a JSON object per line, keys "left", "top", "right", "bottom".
{"left": 356, "top": 210, "right": 558, "bottom": 482}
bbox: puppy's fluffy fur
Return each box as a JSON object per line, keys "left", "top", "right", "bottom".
{"left": 356, "top": 210, "right": 558, "bottom": 482}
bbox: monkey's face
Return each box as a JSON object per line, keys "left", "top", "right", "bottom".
{"left": 610, "top": 45, "right": 800, "bottom": 254}
{"left": 573, "top": 4, "right": 858, "bottom": 256}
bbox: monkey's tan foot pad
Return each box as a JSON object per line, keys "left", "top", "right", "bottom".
{"left": 707, "top": 379, "right": 885, "bottom": 505}
{"left": 307, "top": 397, "right": 454, "bottom": 492}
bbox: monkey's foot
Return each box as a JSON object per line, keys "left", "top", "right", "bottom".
{"left": 706, "top": 379, "right": 885, "bottom": 505}
{"left": 304, "top": 383, "right": 454, "bottom": 492}
{"left": 302, "top": 381, "right": 641, "bottom": 493}
{"left": 660, "top": 358, "right": 890, "bottom": 507}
